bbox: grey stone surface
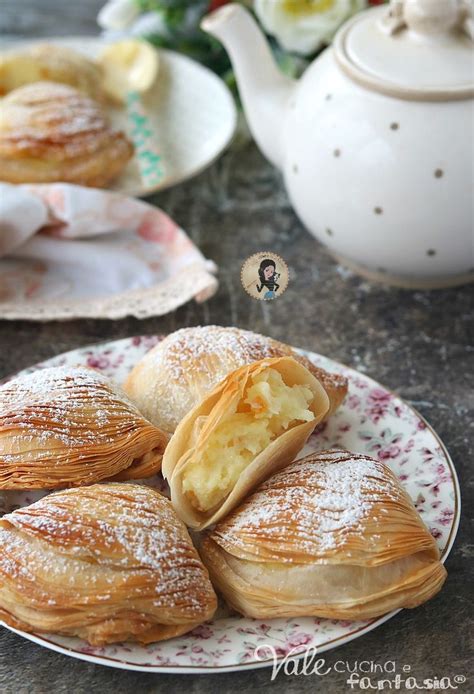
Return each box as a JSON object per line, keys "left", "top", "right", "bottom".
{"left": 0, "top": 1, "right": 473, "bottom": 692}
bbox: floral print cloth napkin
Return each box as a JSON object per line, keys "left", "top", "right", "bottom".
{"left": 0, "top": 183, "right": 218, "bottom": 320}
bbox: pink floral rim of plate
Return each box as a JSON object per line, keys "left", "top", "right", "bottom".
{"left": 0, "top": 336, "right": 461, "bottom": 673}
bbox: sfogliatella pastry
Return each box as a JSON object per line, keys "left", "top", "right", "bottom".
{"left": 0, "top": 44, "right": 107, "bottom": 102}
{"left": 0, "top": 82, "right": 133, "bottom": 186}
{"left": 0, "top": 366, "right": 168, "bottom": 489}
{"left": 0, "top": 484, "right": 217, "bottom": 645}
{"left": 124, "top": 325, "right": 348, "bottom": 433}
{"left": 201, "top": 449, "right": 447, "bottom": 620}
{"left": 162, "top": 356, "right": 330, "bottom": 529}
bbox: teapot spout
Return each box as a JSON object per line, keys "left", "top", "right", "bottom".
{"left": 201, "top": 3, "right": 295, "bottom": 169}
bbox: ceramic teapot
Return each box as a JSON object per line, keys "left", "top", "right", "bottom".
{"left": 202, "top": 0, "right": 474, "bottom": 288}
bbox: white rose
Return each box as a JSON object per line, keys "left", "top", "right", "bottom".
{"left": 97, "top": 0, "right": 140, "bottom": 31}
{"left": 254, "top": 0, "right": 368, "bottom": 55}
{"left": 130, "top": 12, "right": 169, "bottom": 38}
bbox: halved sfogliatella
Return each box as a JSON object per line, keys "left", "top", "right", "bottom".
{"left": 0, "top": 483, "right": 217, "bottom": 644}
{"left": 123, "top": 325, "right": 348, "bottom": 434}
{"left": 0, "top": 366, "right": 168, "bottom": 489}
{"left": 162, "top": 356, "right": 330, "bottom": 530}
{"left": 200, "top": 449, "right": 447, "bottom": 620}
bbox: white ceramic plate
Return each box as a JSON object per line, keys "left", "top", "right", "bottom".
{"left": 0, "top": 336, "right": 460, "bottom": 673}
{"left": 0, "top": 37, "right": 237, "bottom": 196}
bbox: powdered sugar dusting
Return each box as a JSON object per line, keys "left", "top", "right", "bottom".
{"left": 154, "top": 326, "right": 282, "bottom": 382}
{"left": 1, "top": 366, "right": 140, "bottom": 448}
{"left": 0, "top": 366, "right": 164, "bottom": 488}
{"left": 0, "top": 484, "right": 214, "bottom": 615}
{"left": 2, "top": 364, "right": 134, "bottom": 404}
{"left": 1, "top": 81, "right": 123, "bottom": 156}
{"left": 0, "top": 334, "right": 458, "bottom": 668}
{"left": 129, "top": 325, "right": 346, "bottom": 433}
{"left": 213, "top": 449, "right": 402, "bottom": 555}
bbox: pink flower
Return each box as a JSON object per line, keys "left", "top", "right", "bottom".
{"left": 365, "top": 388, "right": 392, "bottom": 423}
{"left": 86, "top": 355, "right": 110, "bottom": 370}
{"left": 254, "top": 644, "right": 287, "bottom": 657}
{"left": 79, "top": 644, "right": 105, "bottom": 655}
{"left": 288, "top": 632, "right": 312, "bottom": 648}
{"left": 436, "top": 463, "right": 451, "bottom": 483}
{"left": 191, "top": 624, "right": 213, "bottom": 639}
{"left": 437, "top": 509, "right": 454, "bottom": 526}
{"left": 367, "top": 404, "right": 388, "bottom": 422}
{"left": 131, "top": 335, "right": 161, "bottom": 350}
{"left": 258, "top": 623, "right": 272, "bottom": 632}
{"left": 377, "top": 444, "right": 401, "bottom": 460}
{"left": 346, "top": 394, "right": 361, "bottom": 409}
{"left": 368, "top": 387, "right": 391, "bottom": 404}
{"left": 414, "top": 493, "right": 425, "bottom": 510}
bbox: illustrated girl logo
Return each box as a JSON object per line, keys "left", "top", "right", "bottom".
{"left": 240, "top": 251, "right": 289, "bottom": 301}
{"left": 257, "top": 258, "right": 280, "bottom": 300}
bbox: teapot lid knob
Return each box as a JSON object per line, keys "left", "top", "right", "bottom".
{"left": 333, "top": 1, "right": 474, "bottom": 102}
{"left": 380, "top": 0, "right": 473, "bottom": 39}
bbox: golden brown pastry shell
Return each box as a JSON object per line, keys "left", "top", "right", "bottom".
{"left": 0, "top": 44, "right": 107, "bottom": 102}
{"left": 124, "top": 325, "right": 348, "bottom": 433}
{"left": 200, "top": 449, "right": 447, "bottom": 620}
{"left": 0, "top": 366, "right": 168, "bottom": 490}
{"left": 0, "top": 81, "right": 133, "bottom": 187}
{"left": 0, "top": 483, "right": 217, "bottom": 645}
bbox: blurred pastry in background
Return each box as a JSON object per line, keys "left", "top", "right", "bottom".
{"left": 0, "top": 81, "right": 133, "bottom": 187}
{"left": 0, "top": 43, "right": 107, "bottom": 102}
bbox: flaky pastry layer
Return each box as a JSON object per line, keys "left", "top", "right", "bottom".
{"left": 163, "top": 356, "right": 330, "bottom": 530}
{"left": 0, "top": 366, "right": 168, "bottom": 489}
{"left": 0, "top": 44, "right": 107, "bottom": 102}
{"left": 200, "top": 449, "right": 447, "bottom": 620}
{"left": 124, "top": 326, "right": 348, "bottom": 434}
{"left": 0, "top": 484, "right": 217, "bottom": 645}
{"left": 0, "top": 81, "right": 132, "bottom": 186}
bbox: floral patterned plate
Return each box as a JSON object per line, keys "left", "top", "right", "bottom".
{"left": 0, "top": 336, "right": 460, "bottom": 673}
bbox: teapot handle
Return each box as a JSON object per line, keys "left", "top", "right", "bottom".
{"left": 379, "top": 0, "right": 473, "bottom": 39}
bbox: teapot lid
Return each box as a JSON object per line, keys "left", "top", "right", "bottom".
{"left": 334, "top": 1, "right": 474, "bottom": 101}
